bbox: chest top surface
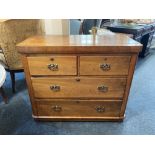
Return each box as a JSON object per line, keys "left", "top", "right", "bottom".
{"left": 17, "top": 34, "right": 142, "bottom": 54}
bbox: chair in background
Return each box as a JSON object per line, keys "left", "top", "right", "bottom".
{"left": 70, "top": 19, "right": 82, "bottom": 35}
{"left": 0, "top": 64, "right": 7, "bottom": 103}
{"left": 79, "top": 19, "right": 102, "bottom": 34}
{"left": 0, "top": 19, "right": 43, "bottom": 93}
{"left": 100, "top": 19, "right": 111, "bottom": 28}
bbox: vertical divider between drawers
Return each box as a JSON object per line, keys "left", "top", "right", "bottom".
{"left": 77, "top": 55, "right": 80, "bottom": 77}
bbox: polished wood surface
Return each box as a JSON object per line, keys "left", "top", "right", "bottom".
{"left": 80, "top": 56, "right": 131, "bottom": 75}
{"left": 18, "top": 34, "right": 142, "bottom": 121}
{"left": 0, "top": 19, "right": 11, "bottom": 23}
{"left": 32, "top": 77, "right": 126, "bottom": 99}
{"left": 36, "top": 100, "right": 122, "bottom": 117}
{"left": 120, "top": 54, "right": 138, "bottom": 116}
{"left": 28, "top": 56, "right": 77, "bottom": 75}
{"left": 21, "top": 55, "right": 38, "bottom": 115}
{"left": 17, "top": 35, "right": 142, "bottom": 53}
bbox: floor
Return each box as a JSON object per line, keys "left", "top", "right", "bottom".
{"left": 0, "top": 49, "right": 155, "bottom": 135}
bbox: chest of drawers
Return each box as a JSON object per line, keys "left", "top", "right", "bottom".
{"left": 17, "top": 34, "right": 142, "bottom": 121}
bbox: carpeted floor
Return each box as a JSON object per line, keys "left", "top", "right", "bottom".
{"left": 0, "top": 49, "right": 155, "bottom": 135}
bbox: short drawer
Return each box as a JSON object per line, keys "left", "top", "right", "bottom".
{"left": 32, "top": 77, "right": 127, "bottom": 99}
{"left": 27, "top": 56, "right": 77, "bottom": 75}
{"left": 80, "top": 56, "right": 131, "bottom": 75}
{"left": 36, "top": 100, "right": 122, "bottom": 117}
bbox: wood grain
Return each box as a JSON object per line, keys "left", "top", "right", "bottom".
{"left": 120, "top": 54, "right": 138, "bottom": 117}
{"left": 36, "top": 99, "right": 122, "bottom": 118}
{"left": 17, "top": 35, "right": 142, "bottom": 54}
{"left": 80, "top": 56, "right": 131, "bottom": 75}
{"left": 31, "top": 77, "right": 127, "bottom": 99}
{"left": 18, "top": 34, "right": 142, "bottom": 121}
{"left": 27, "top": 56, "right": 77, "bottom": 75}
{"left": 21, "top": 55, "right": 38, "bottom": 116}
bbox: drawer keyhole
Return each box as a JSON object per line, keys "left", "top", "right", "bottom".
{"left": 50, "top": 58, "right": 54, "bottom": 61}
{"left": 76, "top": 78, "right": 80, "bottom": 82}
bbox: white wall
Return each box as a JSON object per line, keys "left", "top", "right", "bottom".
{"left": 43, "top": 19, "right": 69, "bottom": 35}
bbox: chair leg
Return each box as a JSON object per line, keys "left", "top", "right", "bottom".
{"left": 10, "top": 71, "right": 15, "bottom": 93}
{"left": 0, "top": 87, "right": 7, "bottom": 104}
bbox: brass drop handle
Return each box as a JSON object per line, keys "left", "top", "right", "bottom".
{"left": 52, "top": 105, "right": 62, "bottom": 112}
{"left": 95, "top": 106, "right": 105, "bottom": 113}
{"left": 100, "top": 63, "right": 111, "bottom": 71}
{"left": 98, "top": 85, "right": 108, "bottom": 92}
{"left": 48, "top": 64, "right": 58, "bottom": 71}
{"left": 50, "top": 85, "right": 60, "bottom": 92}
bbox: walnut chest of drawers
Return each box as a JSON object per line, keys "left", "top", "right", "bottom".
{"left": 17, "top": 34, "right": 142, "bottom": 121}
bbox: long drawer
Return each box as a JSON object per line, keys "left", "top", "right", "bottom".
{"left": 80, "top": 56, "right": 131, "bottom": 75}
{"left": 36, "top": 100, "right": 122, "bottom": 117}
{"left": 32, "top": 77, "right": 127, "bottom": 99}
{"left": 27, "top": 56, "right": 77, "bottom": 75}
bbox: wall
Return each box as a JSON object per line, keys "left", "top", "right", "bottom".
{"left": 42, "top": 19, "right": 69, "bottom": 35}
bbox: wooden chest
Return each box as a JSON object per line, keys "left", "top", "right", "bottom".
{"left": 17, "top": 34, "right": 142, "bottom": 121}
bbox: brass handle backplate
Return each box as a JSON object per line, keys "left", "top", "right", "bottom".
{"left": 50, "top": 85, "right": 60, "bottom": 92}
{"left": 100, "top": 63, "right": 111, "bottom": 71}
{"left": 98, "top": 85, "right": 108, "bottom": 92}
{"left": 52, "top": 105, "right": 62, "bottom": 112}
{"left": 95, "top": 106, "right": 105, "bottom": 113}
{"left": 48, "top": 64, "right": 58, "bottom": 71}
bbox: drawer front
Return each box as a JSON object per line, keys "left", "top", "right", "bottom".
{"left": 27, "top": 56, "right": 77, "bottom": 75}
{"left": 36, "top": 100, "right": 122, "bottom": 117}
{"left": 32, "top": 77, "right": 126, "bottom": 99}
{"left": 80, "top": 56, "right": 131, "bottom": 75}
